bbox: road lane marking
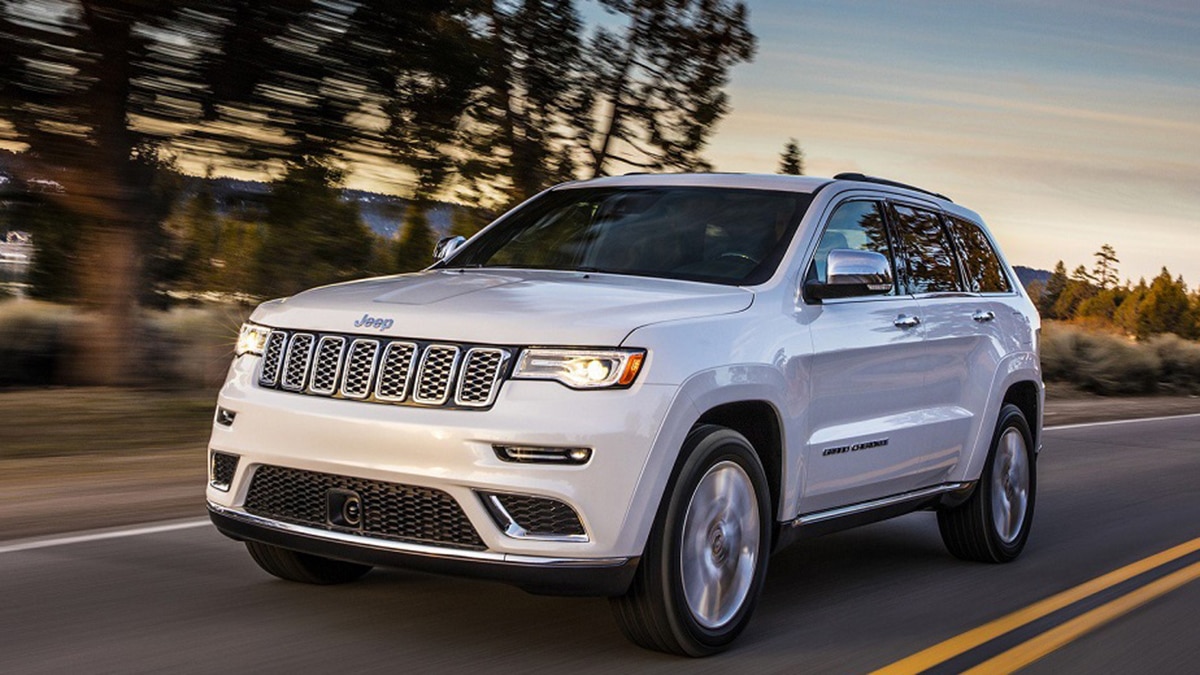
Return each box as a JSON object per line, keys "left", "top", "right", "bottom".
{"left": 1045, "top": 412, "right": 1200, "bottom": 431}
{"left": 0, "top": 518, "right": 210, "bottom": 555}
{"left": 964, "top": 560, "right": 1200, "bottom": 674}
{"left": 871, "top": 536, "right": 1200, "bottom": 674}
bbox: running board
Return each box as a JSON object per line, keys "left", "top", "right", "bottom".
{"left": 775, "top": 482, "right": 974, "bottom": 552}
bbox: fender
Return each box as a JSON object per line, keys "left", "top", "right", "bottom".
{"left": 949, "top": 349, "right": 1044, "bottom": 484}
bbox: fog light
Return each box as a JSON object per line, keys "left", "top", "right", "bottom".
{"left": 493, "top": 444, "right": 593, "bottom": 465}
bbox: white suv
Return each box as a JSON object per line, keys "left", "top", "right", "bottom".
{"left": 208, "top": 172, "right": 1042, "bottom": 656}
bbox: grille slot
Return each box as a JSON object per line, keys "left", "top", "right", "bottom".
{"left": 252, "top": 329, "right": 510, "bottom": 410}
{"left": 308, "top": 336, "right": 346, "bottom": 395}
{"left": 281, "top": 333, "right": 315, "bottom": 391}
{"left": 258, "top": 331, "right": 288, "bottom": 387}
{"left": 375, "top": 341, "right": 417, "bottom": 401}
{"left": 456, "top": 348, "right": 509, "bottom": 407}
{"left": 340, "top": 339, "right": 380, "bottom": 399}
{"left": 413, "top": 345, "right": 461, "bottom": 405}
{"left": 209, "top": 451, "right": 239, "bottom": 491}
{"left": 483, "top": 492, "right": 587, "bottom": 539}
{"left": 244, "top": 465, "right": 485, "bottom": 550}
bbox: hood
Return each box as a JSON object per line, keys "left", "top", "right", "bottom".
{"left": 250, "top": 269, "right": 753, "bottom": 346}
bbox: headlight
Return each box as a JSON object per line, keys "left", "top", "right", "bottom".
{"left": 512, "top": 348, "right": 645, "bottom": 389}
{"left": 236, "top": 322, "right": 272, "bottom": 357}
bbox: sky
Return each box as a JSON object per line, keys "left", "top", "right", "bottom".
{"left": 696, "top": 0, "right": 1200, "bottom": 281}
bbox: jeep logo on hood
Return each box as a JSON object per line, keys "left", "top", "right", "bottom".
{"left": 353, "top": 313, "right": 394, "bottom": 331}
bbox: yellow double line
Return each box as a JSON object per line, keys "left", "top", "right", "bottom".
{"left": 873, "top": 536, "right": 1200, "bottom": 674}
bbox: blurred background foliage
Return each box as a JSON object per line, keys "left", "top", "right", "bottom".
{"left": 0, "top": 0, "right": 757, "bottom": 385}
{"left": 1, "top": 1, "right": 1198, "bottom": 393}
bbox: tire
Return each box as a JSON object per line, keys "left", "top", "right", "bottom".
{"left": 610, "top": 425, "right": 772, "bottom": 656}
{"left": 938, "top": 404, "right": 1036, "bottom": 563}
{"left": 245, "top": 541, "right": 373, "bottom": 585}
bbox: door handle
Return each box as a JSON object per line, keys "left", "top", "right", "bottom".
{"left": 972, "top": 310, "right": 996, "bottom": 323}
{"left": 894, "top": 314, "right": 921, "bottom": 329}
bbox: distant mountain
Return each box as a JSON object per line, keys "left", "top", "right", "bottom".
{"left": 1013, "top": 266, "right": 1051, "bottom": 288}
{"left": 178, "top": 175, "right": 458, "bottom": 240}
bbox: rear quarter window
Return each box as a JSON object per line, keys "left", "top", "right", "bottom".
{"left": 945, "top": 215, "right": 1012, "bottom": 293}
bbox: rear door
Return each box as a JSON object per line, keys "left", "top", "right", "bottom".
{"left": 891, "top": 204, "right": 1004, "bottom": 482}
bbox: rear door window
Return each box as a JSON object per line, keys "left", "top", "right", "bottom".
{"left": 890, "top": 204, "right": 964, "bottom": 294}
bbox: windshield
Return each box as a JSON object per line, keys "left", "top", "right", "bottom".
{"left": 444, "top": 186, "right": 814, "bottom": 285}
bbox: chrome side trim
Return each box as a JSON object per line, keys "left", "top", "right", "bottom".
{"left": 787, "top": 482, "right": 971, "bottom": 527}
{"left": 208, "top": 502, "right": 624, "bottom": 568}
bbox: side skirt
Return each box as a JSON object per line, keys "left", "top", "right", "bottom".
{"left": 774, "top": 482, "right": 976, "bottom": 552}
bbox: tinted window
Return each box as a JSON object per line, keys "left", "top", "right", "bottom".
{"left": 891, "top": 204, "right": 963, "bottom": 293}
{"left": 448, "top": 187, "right": 812, "bottom": 286}
{"left": 946, "top": 215, "right": 1011, "bottom": 293}
{"left": 808, "top": 200, "right": 895, "bottom": 295}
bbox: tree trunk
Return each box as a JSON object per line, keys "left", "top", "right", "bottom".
{"left": 72, "top": 222, "right": 143, "bottom": 385}
{"left": 67, "top": 2, "right": 145, "bottom": 385}
{"left": 590, "top": 56, "right": 633, "bottom": 178}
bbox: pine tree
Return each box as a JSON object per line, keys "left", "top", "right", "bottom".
{"left": 1039, "top": 261, "right": 1069, "bottom": 318}
{"left": 583, "top": 0, "right": 756, "bottom": 176}
{"left": 779, "top": 139, "right": 804, "bottom": 175}
{"left": 255, "top": 159, "right": 372, "bottom": 297}
{"left": 1136, "top": 268, "right": 1195, "bottom": 338}
{"left": 1092, "top": 244, "right": 1120, "bottom": 290}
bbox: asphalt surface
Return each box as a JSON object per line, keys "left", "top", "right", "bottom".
{"left": 3, "top": 415, "right": 1199, "bottom": 673}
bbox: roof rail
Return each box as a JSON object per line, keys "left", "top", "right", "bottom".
{"left": 833, "top": 172, "right": 952, "bottom": 202}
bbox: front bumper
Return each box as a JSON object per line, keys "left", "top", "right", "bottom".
{"left": 207, "top": 354, "right": 683, "bottom": 574}
{"left": 209, "top": 503, "right": 639, "bottom": 596}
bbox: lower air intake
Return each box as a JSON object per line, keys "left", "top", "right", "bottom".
{"left": 244, "top": 465, "right": 485, "bottom": 550}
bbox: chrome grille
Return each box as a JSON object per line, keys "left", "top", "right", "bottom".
{"left": 308, "top": 336, "right": 345, "bottom": 395}
{"left": 414, "top": 345, "right": 460, "bottom": 405}
{"left": 254, "top": 329, "right": 511, "bottom": 410}
{"left": 281, "top": 333, "right": 315, "bottom": 391}
{"left": 259, "top": 331, "right": 288, "bottom": 386}
{"left": 340, "top": 339, "right": 379, "bottom": 399}
{"left": 375, "top": 342, "right": 417, "bottom": 401}
{"left": 456, "top": 348, "right": 509, "bottom": 407}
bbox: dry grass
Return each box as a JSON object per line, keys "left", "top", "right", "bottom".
{"left": 0, "top": 299, "right": 250, "bottom": 388}
{"left": 1040, "top": 322, "right": 1200, "bottom": 395}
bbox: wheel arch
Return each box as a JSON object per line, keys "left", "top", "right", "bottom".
{"left": 694, "top": 400, "right": 784, "bottom": 527}
{"left": 952, "top": 351, "right": 1044, "bottom": 483}
{"left": 1003, "top": 379, "right": 1042, "bottom": 452}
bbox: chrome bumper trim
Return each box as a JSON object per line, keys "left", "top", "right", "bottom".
{"left": 207, "top": 501, "right": 629, "bottom": 568}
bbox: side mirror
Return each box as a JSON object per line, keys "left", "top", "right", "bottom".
{"left": 433, "top": 235, "right": 466, "bottom": 262}
{"left": 805, "top": 249, "right": 893, "bottom": 302}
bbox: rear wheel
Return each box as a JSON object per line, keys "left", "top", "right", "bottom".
{"left": 610, "top": 425, "right": 771, "bottom": 656}
{"left": 245, "top": 541, "right": 373, "bottom": 585}
{"left": 938, "top": 404, "right": 1036, "bottom": 562}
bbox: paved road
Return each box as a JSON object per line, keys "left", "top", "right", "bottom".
{"left": 3, "top": 415, "right": 1199, "bottom": 673}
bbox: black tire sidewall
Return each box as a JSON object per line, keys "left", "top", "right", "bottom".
{"left": 655, "top": 426, "right": 772, "bottom": 654}
{"left": 979, "top": 405, "right": 1037, "bottom": 560}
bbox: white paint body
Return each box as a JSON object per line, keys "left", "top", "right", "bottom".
{"left": 207, "top": 173, "right": 1043, "bottom": 568}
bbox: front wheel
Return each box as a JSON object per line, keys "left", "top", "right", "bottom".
{"left": 610, "top": 425, "right": 771, "bottom": 656}
{"left": 938, "top": 404, "right": 1036, "bottom": 562}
